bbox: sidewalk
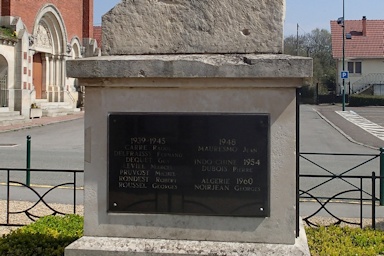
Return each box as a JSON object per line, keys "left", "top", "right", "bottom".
{"left": 0, "top": 112, "right": 84, "bottom": 133}
{"left": 312, "top": 104, "right": 384, "bottom": 150}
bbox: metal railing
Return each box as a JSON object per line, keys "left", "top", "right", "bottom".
{"left": 300, "top": 172, "right": 380, "bottom": 229}
{"left": 300, "top": 152, "right": 381, "bottom": 201}
{"left": 65, "top": 88, "right": 76, "bottom": 104}
{"left": 298, "top": 151, "right": 383, "bottom": 234}
{"left": 352, "top": 73, "right": 384, "bottom": 94}
{"left": 0, "top": 168, "right": 83, "bottom": 227}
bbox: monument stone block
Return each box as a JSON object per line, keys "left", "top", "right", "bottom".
{"left": 102, "top": 0, "right": 285, "bottom": 55}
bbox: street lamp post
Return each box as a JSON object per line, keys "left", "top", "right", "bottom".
{"left": 342, "top": 0, "right": 346, "bottom": 111}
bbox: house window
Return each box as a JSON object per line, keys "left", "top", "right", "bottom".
{"left": 355, "top": 62, "right": 362, "bottom": 73}
{"left": 347, "top": 61, "right": 362, "bottom": 74}
{"left": 348, "top": 62, "right": 354, "bottom": 73}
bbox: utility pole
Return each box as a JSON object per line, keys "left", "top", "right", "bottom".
{"left": 342, "top": 0, "right": 346, "bottom": 111}
{"left": 296, "top": 23, "right": 299, "bottom": 56}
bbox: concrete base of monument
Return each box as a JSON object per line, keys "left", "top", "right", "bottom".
{"left": 65, "top": 220, "right": 310, "bottom": 256}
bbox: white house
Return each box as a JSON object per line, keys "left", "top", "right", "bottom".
{"left": 331, "top": 16, "right": 384, "bottom": 96}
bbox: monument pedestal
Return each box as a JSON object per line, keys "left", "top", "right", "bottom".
{"left": 66, "top": 55, "right": 312, "bottom": 255}
{"left": 66, "top": 219, "right": 309, "bottom": 256}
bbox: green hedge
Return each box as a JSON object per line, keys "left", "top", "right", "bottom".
{"left": 349, "top": 94, "right": 384, "bottom": 107}
{"left": 0, "top": 215, "right": 83, "bottom": 256}
{"left": 2, "top": 216, "right": 384, "bottom": 255}
{"left": 306, "top": 226, "right": 384, "bottom": 256}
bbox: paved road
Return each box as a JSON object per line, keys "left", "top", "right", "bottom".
{"left": 0, "top": 118, "right": 84, "bottom": 191}
{"left": 300, "top": 105, "right": 380, "bottom": 153}
{"left": 0, "top": 115, "right": 85, "bottom": 208}
{"left": 0, "top": 118, "right": 84, "bottom": 169}
{"left": 300, "top": 105, "right": 380, "bottom": 203}
{"left": 315, "top": 105, "right": 384, "bottom": 149}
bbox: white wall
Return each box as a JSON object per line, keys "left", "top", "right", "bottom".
{"left": 374, "top": 85, "right": 384, "bottom": 95}
{"left": 336, "top": 58, "right": 384, "bottom": 95}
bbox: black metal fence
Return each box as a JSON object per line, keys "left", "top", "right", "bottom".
{"left": 0, "top": 168, "right": 83, "bottom": 227}
{"left": 298, "top": 151, "right": 383, "bottom": 234}
{"left": 300, "top": 172, "right": 380, "bottom": 229}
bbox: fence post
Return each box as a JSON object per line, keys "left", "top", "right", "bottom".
{"left": 372, "top": 172, "right": 376, "bottom": 230}
{"left": 26, "top": 135, "right": 31, "bottom": 186}
{"left": 380, "top": 147, "right": 384, "bottom": 206}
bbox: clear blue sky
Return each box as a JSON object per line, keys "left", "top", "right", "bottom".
{"left": 284, "top": 0, "right": 384, "bottom": 36}
{"left": 94, "top": 0, "right": 384, "bottom": 37}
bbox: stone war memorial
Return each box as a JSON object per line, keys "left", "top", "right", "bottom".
{"left": 65, "top": 0, "right": 312, "bottom": 255}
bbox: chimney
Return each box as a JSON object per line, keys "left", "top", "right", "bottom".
{"left": 362, "top": 16, "right": 367, "bottom": 36}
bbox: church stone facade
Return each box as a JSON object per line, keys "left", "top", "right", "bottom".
{"left": 0, "top": 0, "right": 99, "bottom": 120}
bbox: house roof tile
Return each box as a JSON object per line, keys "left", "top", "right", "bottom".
{"left": 331, "top": 19, "right": 384, "bottom": 59}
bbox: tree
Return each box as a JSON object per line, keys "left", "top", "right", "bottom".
{"left": 284, "top": 28, "right": 336, "bottom": 92}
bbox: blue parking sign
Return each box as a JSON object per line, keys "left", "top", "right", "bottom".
{"left": 341, "top": 71, "right": 349, "bottom": 79}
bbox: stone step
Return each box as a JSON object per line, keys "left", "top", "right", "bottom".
{"left": 0, "top": 111, "right": 29, "bottom": 126}
{"left": 0, "top": 111, "right": 21, "bottom": 117}
{"left": 42, "top": 108, "right": 80, "bottom": 117}
{"left": 34, "top": 99, "right": 48, "bottom": 104}
{"left": 38, "top": 101, "right": 73, "bottom": 110}
{"left": 35, "top": 101, "right": 78, "bottom": 117}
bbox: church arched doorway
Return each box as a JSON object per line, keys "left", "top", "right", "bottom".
{"left": 32, "top": 4, "right": 68, "bottom": 103}
{"left": 0, "top": 55, "right": 8, "bottom": 107}
{"left": 33, "top": 53, "right": 43, "bottom": 99}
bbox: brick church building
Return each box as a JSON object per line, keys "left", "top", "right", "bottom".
{"left": 0, "top": 0, "right": 99, "bottom": 122}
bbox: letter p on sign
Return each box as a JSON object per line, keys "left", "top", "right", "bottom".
{"left": 341, "top": 71, "right": 349, "bottom": 79}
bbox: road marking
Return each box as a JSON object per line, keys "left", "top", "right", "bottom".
{"left": 336, "top": 111, "right": 384, "bottom": 141}
{"left": 0, "top": 144, "right": 18, "bottom": 147}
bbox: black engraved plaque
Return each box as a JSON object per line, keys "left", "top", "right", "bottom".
{"left": 108, "top": 113, "right": 270, "bottom": 217}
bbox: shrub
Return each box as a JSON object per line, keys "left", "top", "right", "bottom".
{"left": 0, "top": 215, "right": 83, "bottom": 256}
{"left": 0, "top": 26, "right": 16, "bottom": 39}
{"left": 306, "top": 226, "right": 384, "bottom": 256}
{"left": 349, "top": 94, "right": 384, "bottom": 107}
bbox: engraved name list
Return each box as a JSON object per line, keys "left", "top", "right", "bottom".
{"left": 108, "top": 113, "right": 270, "bottom": 217}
